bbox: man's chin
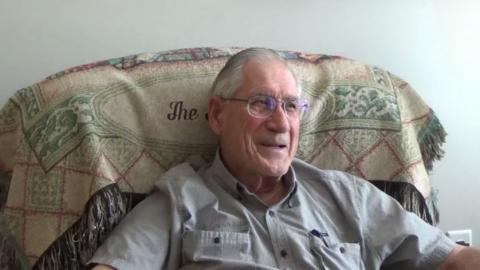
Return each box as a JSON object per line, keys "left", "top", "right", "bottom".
{"left": 258, "top": 162, "right": 290, "bottom": 177}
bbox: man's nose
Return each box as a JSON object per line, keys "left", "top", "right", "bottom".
{"left": 266, "top": 103, "right": 289, "bottom": 132}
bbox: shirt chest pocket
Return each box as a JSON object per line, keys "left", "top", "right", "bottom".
{"left": 310, "top": 235, "right": 362, "bottom": 270}
{"left": 182, "top": 229, "right": 253, "bottom": 264}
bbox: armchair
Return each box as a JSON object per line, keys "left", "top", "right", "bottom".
{"left": 0, "top": 47, "right": 446, "bottom": 269}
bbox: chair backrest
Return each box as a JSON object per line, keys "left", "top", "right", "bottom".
{"left": 0, "top": 47, "right": 446, "bottom": 267}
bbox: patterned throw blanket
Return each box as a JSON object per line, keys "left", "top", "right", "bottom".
{"left": 0, "top": 47, "right": 446, "bottom": 269}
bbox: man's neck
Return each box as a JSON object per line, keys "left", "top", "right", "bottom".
{"left": 217, "top": 151, "right": 292, "bottom": 207}
{"left": 241, "top": 175, "right": 290, "bottom": 207}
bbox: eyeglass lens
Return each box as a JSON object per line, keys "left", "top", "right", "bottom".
{"left": 248, "top": 96, "right": 305, "bottom": 118}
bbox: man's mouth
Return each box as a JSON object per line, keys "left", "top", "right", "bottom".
{"left": 260, "top": 143, "right": 288, "bottom": 149}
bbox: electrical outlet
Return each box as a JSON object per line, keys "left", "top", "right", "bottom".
{"left": 446, "top": 229, "right": 472, "bottom": 246}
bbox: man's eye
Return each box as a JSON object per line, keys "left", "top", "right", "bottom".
{"left": 285, "top": 101, "right": 299, "bottom": 112}
{"left": 251, "top": 99, "right": 267, "bottom": 107}
{"left": 251, "top": 97, "right": 274, "bottom": 109}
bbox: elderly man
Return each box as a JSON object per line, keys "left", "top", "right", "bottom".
{"left": 89, "top": 48, "right": 480, "bottom": 269}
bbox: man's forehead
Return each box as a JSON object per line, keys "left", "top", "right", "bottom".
{"left": 241, "top": 60, "right": 297, "bottom": 88}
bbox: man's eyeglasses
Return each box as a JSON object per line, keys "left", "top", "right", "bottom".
{"left": 220, "top": 95, "right": 309, "bottom": 119}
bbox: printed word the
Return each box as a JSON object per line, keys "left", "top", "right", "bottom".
{"left": 167, "top": 101, "right": 199, "bottom": 120}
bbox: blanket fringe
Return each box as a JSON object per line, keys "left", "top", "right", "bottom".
{"left": 33, "top": 184, "right": 131, "bottom": 270}
{"left": 1, "top": 171, "right": 31, "bottom": 270}
{"left": 416, "top": 110, "right": 446, "bottom": 224}
{"left": 418, "top": 111, "right": 447, "bottom": 171}
{"left": 370, "top": 180, "right": 435, "bottom": 225}
{"left": 0, "top": 215, "right": 31, "bottom": 270}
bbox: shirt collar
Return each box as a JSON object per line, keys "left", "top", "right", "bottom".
{"left": 207, "top": 150, "right": 298, "bottom": 208}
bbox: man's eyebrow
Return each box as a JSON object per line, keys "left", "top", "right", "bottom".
{"left": 284, "top": 96, "right": 300, "bottom": 101}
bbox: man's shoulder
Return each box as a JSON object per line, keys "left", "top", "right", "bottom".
{"left": 292, "top": 158, "right": 371, "bottom": 193}
{"left": 154, "top": 161, "right": 209, "bottom": 193}
{"left": 152, "top": 161, "right": 224, "bottom": 213}
{"left": 291, "top": 158, "right": 389, "bottom": 212}
{"left": 292, "top": 158, "right": 358, "bottom": 183}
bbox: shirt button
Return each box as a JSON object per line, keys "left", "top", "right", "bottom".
{"left": 287, "top": 199, "right": 293, "bottom": 208}
{"left": 213, "top": 237, "right": 221, "bottom": 244}
{"left": 236, "top": 183, "right": 245, "bottom": 192}
{"left": 280, "top": 249, "right": 288, "bottom": 257}
{"left": 268, "top": 210, "right": 275, "bottom": 217}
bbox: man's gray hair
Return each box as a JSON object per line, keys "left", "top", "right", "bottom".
{"left": 211, "top": 48, "right": 301, "bottom": 98}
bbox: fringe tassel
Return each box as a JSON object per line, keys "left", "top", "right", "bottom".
{"left": 370, "top": 180, "right": 435, "bottom": 225}
{"left": 417, "top": 110, "right": 446, "bottom": 224}
{"left": 427, "top": 189, "right": 441, "bottom": 226}
{"left": 0, "top": 215, "right": 31, "bottom": 270}
{"left": 0, "top": 172, "right": 12, "bottom": 210}
{"left": 32, "top": 184, "right": 145, "bottom": 270}
{"left": 418, "top": 111, "right": 447, "bottom": 171}
{"left": 1, "top": 171, "right": 31, "bottom": 270}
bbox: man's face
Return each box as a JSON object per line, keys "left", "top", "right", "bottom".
{"left": 209, "top": 60, "right": 300, "bottom": 181}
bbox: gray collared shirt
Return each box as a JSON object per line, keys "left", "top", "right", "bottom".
{"left": 90, "top": 152, "right": 454, "bottom": 269}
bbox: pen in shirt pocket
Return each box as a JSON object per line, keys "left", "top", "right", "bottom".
{"left": 310, "top": 229, "right": 330, "bottom": 248}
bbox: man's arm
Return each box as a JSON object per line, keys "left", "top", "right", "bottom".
{"left": 438, "top": 244, "right": 480, "bottom": 269}
{"left": 87, "top": 191, "right": 172, "bottom": 269}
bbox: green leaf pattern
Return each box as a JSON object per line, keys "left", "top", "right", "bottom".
{"left": 334, "top": 85, "right": 399, "bottom": 122}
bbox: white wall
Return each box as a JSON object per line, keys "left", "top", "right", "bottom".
{"left": 1, "top": 0, "right": 479, "bottom": 246}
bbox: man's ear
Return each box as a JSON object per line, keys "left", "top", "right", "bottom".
{"left": 208, "top": 96, "right": 225, "bottom": 135}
